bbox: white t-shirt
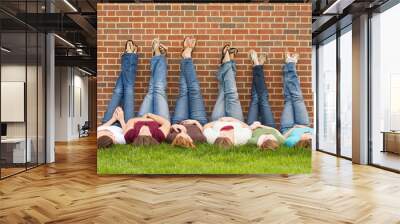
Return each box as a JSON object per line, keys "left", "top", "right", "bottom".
{"left": 97, "top": 125, "right": 126, "bottom": 144}
{"left": 203, "top": 121, "right": 252, "bottom": 145}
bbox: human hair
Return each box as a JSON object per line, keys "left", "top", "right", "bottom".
{"left": 295, "top": 139, "right": 312, "bottom": 149}
{"left": 98, "top": 135, "right": 114, "bottom": 149}
{"left": 214, "top": 137, "right": 233, "bottom": 149}
{"left": 125, "top": 40, "right": 134, "bottom": 52}
{"left": 260, "top": 139, "right": 279, "bottom": 150}
{"left": 172, "top": 135, "right": 195, "bottom": 149}
{"left": 132, "top": 135, "right": 159, "bottom": 146}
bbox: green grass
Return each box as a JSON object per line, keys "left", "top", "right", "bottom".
{"left": 97, "top": 143, "right": 311, "bottom": 174}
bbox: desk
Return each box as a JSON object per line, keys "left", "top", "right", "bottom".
{"left": 382, "top": 131, "right": 400, "bottom": 154}
{"left": 1, "top": 138, "right": 31, "bottom": 163}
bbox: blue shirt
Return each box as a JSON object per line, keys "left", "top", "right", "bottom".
{"left": 284, "top": 127, "right": 313, "bottom": 147}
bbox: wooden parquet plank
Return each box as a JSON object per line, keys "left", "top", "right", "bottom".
{"left": 0, "top": 136, "right": 399, "bottom": 223}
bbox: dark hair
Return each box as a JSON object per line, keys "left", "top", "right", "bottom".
{"left": 295, "top": 139, "right": 312, "bottom": 149}
{"left": 125, "top": 40, "right": 134, "bottom": 52}
{"left": 214, "top": 137, "right": 233, "bottom": 149}
{"left": 260, "top": 139, "right": 279, "bottom": 150}
{"left": 132, "top": 135, "right": 159, "bottom": 146}
{"left": 98, "top": 135, "right": 114, "bottom": 149}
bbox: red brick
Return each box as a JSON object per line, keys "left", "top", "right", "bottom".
{"left": 97, "top": 3, "right": 313, "bottom": 127}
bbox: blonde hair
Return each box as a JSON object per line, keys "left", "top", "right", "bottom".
{"left": 172, "top": 135, "right": 195, "bottom": 148}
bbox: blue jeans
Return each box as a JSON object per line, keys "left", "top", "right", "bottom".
{"left": 211, "top": 61, "right": 244, "bottom": 121}
{"left": 102, "top": 53, "right": 138, "bottom": 123}
{"left": 247, "top": 65, "right": 275, "bottom": 127}
{"left": 280, "top": 62, "right": 310, "bottom": 134}
{"left": 138, "top": 55, "right": 170, "bottom": 120}
{"left": 172, "top": 58, "right": 208, "bottom": 125}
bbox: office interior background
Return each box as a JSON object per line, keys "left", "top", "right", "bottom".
{"left": 0, "top": 1, "right": 399, "bottom": 223}
{"left": 0, "top": 0, "right": 97, "bottom": 179}
{"left": 0, "top": 0, "right": 398, "bottom": 176}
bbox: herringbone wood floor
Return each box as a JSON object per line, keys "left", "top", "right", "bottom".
{"left": 1, "top": 136, "right": 400, "bottom": 224}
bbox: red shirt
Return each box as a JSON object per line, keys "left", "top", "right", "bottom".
{"left": 124, "top": 121, "right": 165, "bottom": 143}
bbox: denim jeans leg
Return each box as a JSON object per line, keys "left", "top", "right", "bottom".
{"left": 247, "top": 79, "right": 259, "bottom": 125}
{"left": 138, "top": 56, "right": 160, "bottom": 117}
{"left": 183, "top": 58, "right": 208, "bottom": 125}
{"left": 280, "top": 64, "right": 295, "bottom": 134}
{"left": 211, "top": 62, "right": 229, "bottom": 121}
{"left": 102, "top": 75, "right": 123, "bottom": 123}
{"left": 172, "top": 59, "right": 189, "bottom": 124}
{"left": 284, "top": 62, "right": 309, "bottom": 126}
{"left": 253, "top": 65, "right": 275, "bottom": 128}
{"left": 152, "top": 55, "right": 170, "bottom": 120}
{"left": 211, "top": 84, "right": 225, "bottom": 121}
{"left": 222, "top": 61, "right": 244, "bottom": 121}
{"left": 121, "top": 53, "right": 138, "bottom": 121}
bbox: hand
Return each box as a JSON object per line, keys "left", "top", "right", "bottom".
{"left": 115, "top": 107, "right": 124, "bottom": 121}
{"left": 182, "top": 120, "right": 203, "bottom": 131}
{"left": 172, "top": 124, "right": 186, "bottom": 133}
{"left": 250, "top": 121, "right": 261, "bottom": 130}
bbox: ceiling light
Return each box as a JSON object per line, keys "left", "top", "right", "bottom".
{"left": 322, "top": 0, "right": 355, "bottom": 15}
{"left": 77, "top": 67, "right": 94, "bottom": 76}
{"left": 63, "top": 0, "right": 78, "bottom": 12}
{"left": 54, "top": 34, "right": 75, "bottom": 48}
{"left": 1, "top": 47, "right": 11, "bottom": 53}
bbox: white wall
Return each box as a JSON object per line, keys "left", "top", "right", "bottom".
{"left": 1, "top": 64, "right": 39, "bottom": 138}
{"left": 1, "top": 63, "right": 46, "bottom": 164}
{"left": 54, "top": 67, "right": 89, "bottom": 141}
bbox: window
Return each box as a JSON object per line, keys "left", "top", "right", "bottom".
{"left": 370, "top": 3, "right": 400, "bottom": 171}
{"left": 339, "top": 28, "right": 352, "bottom": 158}
{"left": 317, "top": 36, "right": 337, "bottom": 154}
{"left": 0, "top": 0, "right": 47, "bottom": 179}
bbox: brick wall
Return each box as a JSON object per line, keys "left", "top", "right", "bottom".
{"left": 97, "top": 3, "right": 313, "bottom": 127}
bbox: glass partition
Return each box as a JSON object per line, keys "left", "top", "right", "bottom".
{"left": 1, "top": 20, "right": 28, "bottom": 178}
{"left": 339, "top": 27, "right": 352, "bottom": 158}
{"left": 370, "top": 3, "right": 400, "bottom": 171}
{"left": 0, "top": 0, "right": 46, "bottom": 179}
{"left": 317, "top": 36, "right": 337, "bottom": 154}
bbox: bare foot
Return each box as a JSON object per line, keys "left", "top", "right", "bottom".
{"left": 229, "top": 48, "right": 238, "bottom": 60}
{"left": 285, "top": 52, "right": 298, "bottom": 64}
{"left": 221, "top": 44, "right": 231, "bottom": 64}
{"left": 183, "top": 36, "right": 190, "bottom": 49}
{"left": 159, "top": 43, "right": 168, "bottom": 56}
{"left": 249, "top": 50, "right": 259, "bottom": 66}
{"left": 259, "top": 53, "right": 267, "bottom": 65}
{"left": 132, "top": 44, "right": 138, "bottom": 54}
{"left": 182, "top": 37, "right": 193, "bottom": 59}
{"left": 126, "top": 41, "right": 134, "bottom": 53}
{"left": 152, "top": 38, "right": 161, "bottom": 56}
{"left": 189, "top": 37, "right": 196, "bottom": 49}
{"left": 182, "top": 48, "right": 192, "bottom": 59}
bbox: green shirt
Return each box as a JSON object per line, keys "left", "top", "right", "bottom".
{"left": 249, "top": 127, "right": 285, "bottom": 145}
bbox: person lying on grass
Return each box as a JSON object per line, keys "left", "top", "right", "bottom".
{"left": 101, "top": 40, "right": 138, "bottom": 125}
{"left": 203, "top": 117, "right": 252, "bottom": 148}
{"left": 166, "top": 120, "right": 206, "bottom": 149}
{"left": 171, "top": 36, "right": 208, "bottom": 126}
{"left": 280, "top": 52, "right": 313, "bottom": 149}
{"left": 97, "top": 107, "right": 126, "bottom": 149}
{"left": 122, "top": 112, "right": 171, "bottom": 146}
{"left": 248, "top": 121, "right": 285, "bottom": 151}
{"left": 211, "top": 43, "right": 243, "bottom": 122}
